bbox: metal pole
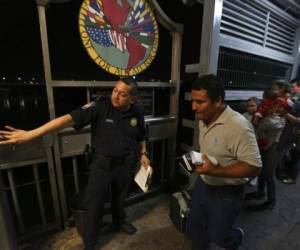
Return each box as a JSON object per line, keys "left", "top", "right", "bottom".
{"left": 36, "top": 1, "right": 69, "bottom": 227}
{"left": 168, "top": 30, "right": 183, "bottom": 187}
{"left": 291, "top": 27, "right": 300, "bottom": 79}
{"left": 0, "top": 171, "right": 18, "bottom": 250}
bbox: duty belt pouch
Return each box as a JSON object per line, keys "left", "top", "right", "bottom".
{"left": 169, "top": 190, "right": 191, "bottom": 234}
{"left": 84, "top": 144, "right": 94, "bottom": 166}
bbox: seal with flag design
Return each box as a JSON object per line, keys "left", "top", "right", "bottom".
{"left": 79, "top": 0, "right": 159, "bottom": 76}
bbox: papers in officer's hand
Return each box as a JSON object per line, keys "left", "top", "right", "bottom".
{"left": 134, "top": 166, "right": 153, "bottom": 193}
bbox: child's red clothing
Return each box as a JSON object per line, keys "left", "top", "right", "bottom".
{"left": 257, "top": 97, "right": 290, "bottom": 116}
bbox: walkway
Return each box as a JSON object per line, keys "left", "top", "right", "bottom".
{"left": 28, "top": 179, "right": 300, "bottom": 250}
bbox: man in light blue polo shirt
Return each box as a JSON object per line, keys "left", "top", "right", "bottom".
{"left": 189, "top": 74, "right": 262, "bottom": 250}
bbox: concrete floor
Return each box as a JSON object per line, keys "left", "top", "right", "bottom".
{"left": 30, "top": 195, "right": 191, "bottom": 250}
{"left": 28, "top": 178, "right": 300, "bottom": 250}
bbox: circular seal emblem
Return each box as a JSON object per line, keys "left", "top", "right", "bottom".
{"left": 79, "top": 0, "right": 159, "bottom": 76}
{"left": 130, "top": 117, "right": 138, "bottom": 127}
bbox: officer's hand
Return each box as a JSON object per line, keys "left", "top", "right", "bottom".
{"left": 195, "top": 154, "right": 214, "bottom": 175}
{"left": 140, "top": 154, "right": 150, "bottom": 169}
{"left": 0, "top": 126, "right": 32, "bottom": 145}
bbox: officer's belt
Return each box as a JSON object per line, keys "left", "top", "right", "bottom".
{"left": 92, "top": 154, "right": 132, "bottom": 170}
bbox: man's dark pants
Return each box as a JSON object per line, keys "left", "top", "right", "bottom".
{"left": 83, "top": 156, "right": 132, "bottom": 249}
{"left": 189, "top": 178, "right": 244, "bottom": 250}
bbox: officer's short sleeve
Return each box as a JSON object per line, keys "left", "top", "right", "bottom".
{"left": 69, "top": 100, "right": 103, "bottom": 130}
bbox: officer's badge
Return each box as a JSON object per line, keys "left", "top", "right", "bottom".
{"left": 81, "top": 101, "right": 96, "bottom": 110}
{"left": 130, "top": 118, "right": 137, "bottom": 127}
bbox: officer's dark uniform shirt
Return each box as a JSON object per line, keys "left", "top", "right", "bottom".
{"left": 69, "top": 98, "right": 146, "bottom": 158}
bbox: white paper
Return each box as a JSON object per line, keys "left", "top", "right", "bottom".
{"left": 190, "top": 151, "right": 203, "bottom": 165}
{"left": 190, "top": 151, "right": 218, "bottom": 166}
{"left": 134, "top": 166, "right": 153, "bottom": 192}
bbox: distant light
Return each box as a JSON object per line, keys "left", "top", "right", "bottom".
{"left": 182, "top": 0, "right": 202, "bottom": 7}
{"left": 2, "top": 77, "right": 6, "bottom": 81}
{"left": 17, "top": 77, "right": 22, "bottom": 81}
{"left": 133, "top": 76, "right": 136, "bottom": 79}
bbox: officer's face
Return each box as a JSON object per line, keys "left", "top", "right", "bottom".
{"left": 111, "top": 81, "right": 135, "bottom": 110}
{"left": 191, "top": 89, "right": 222, "bottom": 126}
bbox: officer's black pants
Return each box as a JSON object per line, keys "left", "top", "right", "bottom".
{"left": 83, "top": 158, "right": 132, "bottom": 249}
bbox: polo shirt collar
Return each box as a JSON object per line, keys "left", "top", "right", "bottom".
{"left": 213, "top": 105, "right": 231, "bottom": 124}
{"left": 202, "top": 105, "right": 231, "bottom": 131}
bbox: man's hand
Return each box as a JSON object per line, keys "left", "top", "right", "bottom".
{"left": 252, "top": 112, "right": 262, "bottom": 126}
{"left": 274, "top": 105, "right": 288, "bottom": 116}
{"left": 195, "top": 154, "right": 215, "bottom": 175}
{"left": 196, "top": 155, "right": 260, "bottom": 178}
{"left": 0, "top": 126, "right": 34, "bottom": 145}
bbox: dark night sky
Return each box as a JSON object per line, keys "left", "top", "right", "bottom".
{"left": 0, "top": 0, "right": 203, "bottom": 82}
{"left": 0, "top": 0, "right": 203, "bottom": 129}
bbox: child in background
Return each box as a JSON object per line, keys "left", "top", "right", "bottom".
{"left": 243, "top": 97, "right": 260, "bottom": 123}
{"left": 252, "top": 87, "right": 292, "bottom": 126}
{"left": 255, "top": 88, "right": 288, "bottom": 150}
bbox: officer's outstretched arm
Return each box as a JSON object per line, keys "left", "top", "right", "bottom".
{"left": 0, "top": 114, "right": 75, "bottom": 145}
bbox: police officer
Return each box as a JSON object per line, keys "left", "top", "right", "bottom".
{"left": 0, "top": 77, "right": 150, "bottom": 250}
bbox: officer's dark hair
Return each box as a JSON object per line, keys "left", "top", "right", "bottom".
{"left": 120, "top": 77, "right": 138, "bottom": 96}
{"left": 192, "top": 74, "right": 225, "bottom": 102}
{"left": 272, "top": 79, "right": 291, "bottom": 94}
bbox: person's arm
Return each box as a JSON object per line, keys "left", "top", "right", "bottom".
{"left": 0, "top": 114, "right": 74, "bottom": 145}
{"left": 140, "top": 140, "right": 150, "bottom": 169}
{"left": 195, "top": 154, "right": 261, "bottom": 178}
{"left": 281, "top": 113, "right": 300, "bottom": 124}
{"left": 275, "top": 104, "right": 300, "bottom": 124}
